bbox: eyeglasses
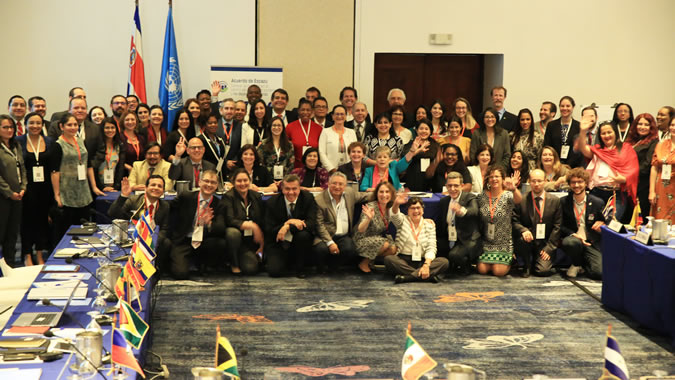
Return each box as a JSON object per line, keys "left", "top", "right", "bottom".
{"left": 188, "top": 146, "right": 204, "bottom": 150}
{"left": 314, "top": 105, "right": 327, "bottom": 109}
{"left": 146, "top": 151, "right": 160, "bottom": 156}
{"left": 112, "top": 102, "right": 127, "bottom": 106}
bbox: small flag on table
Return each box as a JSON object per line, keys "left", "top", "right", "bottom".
{"left": 401, "top": 324, "right": 437, "bottom": 380}
{"left": 216, "top": 325, "right": 240, "bottom": 379}
{"left": 112, "top": 328, "right": 145, "bottom": 378}
{"left": 119, "top": 299, "right": 149, "bottom": 349}
{"left": 629, "top": 202, "right": 642, "bottom": 230}
{"left": 599, "top": 324, "right": 630, "bottom": 380}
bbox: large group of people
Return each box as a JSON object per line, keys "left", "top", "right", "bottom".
{"left": 1, "top": 83, "right": 673, "bottom": 282}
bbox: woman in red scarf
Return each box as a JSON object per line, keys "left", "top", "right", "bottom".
{"left": 577, "top": 118, "right": 639, "bottom": 222}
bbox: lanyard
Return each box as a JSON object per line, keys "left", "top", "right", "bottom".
{"left": 26, "top": 135, "right": 42, "bottom": 163}
{"left": 105, "top": 143, "right": 114, "bottom": 169}
{"left": 532, "top": 193, "right": 545, "bottom": 223}
{"left": 274, "top": 145, "right": 282, "bottom": 163}
{"left": 255, "top": 127, "right": 265, "bottom": 145}
{"left": 561, "top": 121, "right": 571, "bottom": 143}
{"left": 299, "top": 120, "right": 312, "bottom": 145}
{"left": 409, "top": 217, "right": 424, "bottom": 243}
{"left": 618, "top": 127, "right": 629, "bottom": 142}
{"left": 196, "top": 195, "right": 214, "bottom": 224}
{"left": 124, "top": 131, "right": 141, "bottom": 160}
{"left": 574, "top": 198, "right": 586, "bottom": 225}
{"left": 1, "top": 142, "right": 18, "bottom": 161}
{"left": 223, "top": 121, "right": 233, "bottom": 143}
{"left": 377, "top": 203, "right": 388, "bottom": 226}
{"left": 205, "top": 134, "right": 222, "bottom": 159}
{"left": 488, "top": 191, "right": 503, "bottom": 223}
{"left": 60, "top": 135, "right": 82, "bottom": 163}
{"left": 240, "top": 200, "right": 251, "bottom": 219}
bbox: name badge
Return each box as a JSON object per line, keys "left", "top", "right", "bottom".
{"left": 16, "top": 165, "right": 22, "bottom": 184}
{"left": 412, "top": 243, "right": 423, "bottom": 261}
{"left": 487, "top": 223, "right": 495, "bottom": 240}
{"left": 273, "top": 165, "right": 284, "bottom": 180}
{"left": 216, "top": 158, "right": 224, "bottom": 173}
{"left": 536, "top": 223, "right": 546, "bottom": 240}
{"left": 448, "top": 225, "right": 457, "bottom": 242}
{"left": 77, "top": 164, "right": 87, "bottom": 181}
{"left": 420, "top": 158, "right": 430, "bottom": 172}
{"left": 32, "top": 166, "right": 44, "bottom": 183}
{"left": 662, "top": 164, "right": 672, "bottom": 180}
{"left": 244, "top": 228, "right": 253, "bottom": 237}
{"left": 302, "top": 145, "right": 310, "bottom": 155}
{"left": 192, "top": 225, "right": 204, "bottom": 242}
{"left": 103, "top": 168, "right": 114, "bottom": 184}
{"left": 560, "top": 145, "right": 570, "bottom": 159}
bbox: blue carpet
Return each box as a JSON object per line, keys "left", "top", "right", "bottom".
{"left": 149, "top": 272, "right": 674, "bottom": 379}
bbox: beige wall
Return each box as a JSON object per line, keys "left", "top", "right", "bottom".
{"left": 355, "top": 0, "right": 675, "bottom": 118}
{"left": 258, "top": 0, "right": 354, "bottom": 109}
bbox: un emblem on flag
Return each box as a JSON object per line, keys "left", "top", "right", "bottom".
{"left": 165, "top": 57, "right": 183, "bottom": 111}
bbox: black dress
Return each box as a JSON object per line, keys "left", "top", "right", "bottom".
{"left": 18, "top": 135, "right": 55, "bottom": 254}
{"left": 633, "top": 139, "right": 658, "bottom": 216}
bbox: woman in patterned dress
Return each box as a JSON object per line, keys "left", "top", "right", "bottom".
{"left": 354, "top": 181, "right": 398, "bottom": 273}
{"left": 509, "top": 108, "right": 543, "bottom": 170}
{"left": 477, "top": 165, "right": 522, "bottom": 277}
{"left": 364, "top": 113, "right": 404, "bottom": 160}
{"left": 649, "top": 116, "right": 675, "bottom": 222}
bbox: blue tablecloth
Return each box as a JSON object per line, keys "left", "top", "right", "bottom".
{"left": 3, "top": 226, "right": 153, "bottom": 378}
{"left": 601, "top": 226, "right": 675, "bottom": 345}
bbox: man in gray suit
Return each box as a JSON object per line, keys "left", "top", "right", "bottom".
{"left": 436, "top": 172, "right": 482, "bottom": 275}
{"left": 168, "top": 137, "right": 216, "bottom": 190}
{"left": 513, "top": 169, "right": 562, "bottom": 277}
{"left": 313, "top": 172, "right": 369, "bottom": 273}
{"left": 48, "top": 97, "right": 102, "bottom": 159}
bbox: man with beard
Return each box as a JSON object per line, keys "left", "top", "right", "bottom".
{"left": 128, "top": 142, "right": 174, "bottom": 191}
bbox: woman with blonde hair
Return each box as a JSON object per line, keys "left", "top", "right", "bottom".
{"left": 452, "top": 97, "right": 478, "bottom": 136}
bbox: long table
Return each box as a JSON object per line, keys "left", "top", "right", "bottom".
{"left": 601, "top": 227, "right": 675, "bottom": 346}
{"left": 2, "top": 226, "right": 153, "bottom": 378}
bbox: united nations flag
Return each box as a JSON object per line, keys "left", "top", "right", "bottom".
{"left": 159, "top": 4, "right": 183, "bottom": 131}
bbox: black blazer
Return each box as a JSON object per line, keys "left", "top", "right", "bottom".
{"left": 168, "top": 158, "right": 216, "bottom": 188}
{"left": 216, "top": 118, "right": 242, "bottom": 162}
{"left": 478, "top": 109, "right": 517, "bottom": 132}
{"left": 560, "top": 192, "right": 606, "bottom": 250}
{"left": 436, "top": 192, "right": 481, "bottom": 245}
{"left": 337, "top": 161, "right": 366, "bottom": 186}
{"left": 169, "top": 191, "right": 226, "bottom": 242}
{"left": 345, "top": 119, "right": 373, "bottom": 142}
{"left": 90, "top": 142, "right": 126, "bottom": 190}
{"left": 222, "top": 189, "right": 265, "bottom": 230}
{"left": 543, "top": 118, "right": 582, "bottom": 168}
{"left": 198, "top": 134, "right": 226, "bottom": 166}
{"left": 108, "top": 194, "right": 170, "bottom": 241}
{"left": 162, "top": 129, "right": 196, "bottom": 160}
{"left": 264, "top": 190, "right": 317, "bottom": 244}
{"left": 267, "top": 108, "right": 298, "bottom": 124}
{"left": 512, "top": 191, "right": 562, "bottom": 254}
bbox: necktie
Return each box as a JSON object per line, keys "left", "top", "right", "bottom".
{"left": 193, "top": 164, "right": 201, "bottom": 187}
{"left": 536, "top": 196, "right": 542, "bottom": 210}
{"left": 17, "top": 121, "right": 23, "bottom": 136}
{"left": 356, "top": 124, "right": 363, "bottom": 141}
{"left": 191, "top": 200, "right": 207, "bottom": 249}
{"left": 149, "top": 166, "right": 155, "bottom": 176}
{"left": 148, "top": 204, "right": 154, "bottom": 219}
{"left": 561, "top": 124, "right": 569, "bottom": 144}
{"left": 535, "top": 196, "right": 542, "bottom": 221}
{"left": 290, "top": 202, "right": 295, "bottom": 216}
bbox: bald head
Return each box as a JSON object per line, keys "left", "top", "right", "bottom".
{"left": 529, "top": 169, "right": 545, "bottom": 195}
{"left": 187, "top": 137, "right": 205, "bottom": 162}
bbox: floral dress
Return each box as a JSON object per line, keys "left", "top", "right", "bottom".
{"left": 510, "top": 129, "right": 543, "bottom": 171}
{"left": 354, "top": 201, "right": 395, "bottom": 260}
{"left": 651, "top": 139, "right": 675, "bottom": 222}
{"left": 477, "top": 191, "right": 514, "bottom": 265}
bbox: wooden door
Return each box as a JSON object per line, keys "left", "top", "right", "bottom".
{"left": 373, "top": 53, "right": 484, "bottom": 118}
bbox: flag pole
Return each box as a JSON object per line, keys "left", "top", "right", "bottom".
{"left": 407, "top": 321, "right": 411, "bottom": 334}
{"left": 607, "top": 324, "right": 612, "bottom": 336}
{"left": 215, "top": 324, "right": 220, "bottom": 368}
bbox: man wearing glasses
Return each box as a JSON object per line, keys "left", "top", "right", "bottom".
{"left": 109, "top": 95, "right": 128, "bottom": 127}
{"left": 169, "top": 137, "right": 216, "bottom": 190}
{"left": 128, "top": 142, "right": 174, "bottom": 191}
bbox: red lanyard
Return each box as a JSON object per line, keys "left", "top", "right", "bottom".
{"left": 409, "top": 217, "right": 423, "bottom": 242}
{"left": 573, "top": 199, "right": 586, "bottom": 225}
{"left": 193, "top": 165, "right": 201, "bottom": 186}
{"left": 488, "top": 191, "right": 503, "bottom": 222}
{"left": 377, "top": 203, "right": 388, "bottom": 226}
{"left": 532, "top": 193, "right": 545, "bottom": 223}
{"left": 223, "top": 122, "right": 233, "bottom": 143}
{"left": 60, "top": 135, "right": 82, "bottom": 163}
{"left": 197, "top": 196, "right": 213, "bottom": 222}
{"left": 105, "top": 144, "right": 114, "bottom": 169}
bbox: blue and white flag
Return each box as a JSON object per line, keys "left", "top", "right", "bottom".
{"left": 159, "top": 5, "right": 183, "bottom": 131}
{"left": 601, "top": 325, "right": 629, "bottom": 380}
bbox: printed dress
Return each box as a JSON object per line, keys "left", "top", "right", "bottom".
{"left": 477, "top": 190, "right": 514, "bottom": 265}
{"left": 354, "top": 201, "right": 395, "bottom": 260}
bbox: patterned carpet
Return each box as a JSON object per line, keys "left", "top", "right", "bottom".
{"left": 148, "top": 271, "right": 674, "bottom": 379}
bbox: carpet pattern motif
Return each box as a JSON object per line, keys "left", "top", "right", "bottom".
{"left": 150, "top": 273, "right": 674, "bottom": 379}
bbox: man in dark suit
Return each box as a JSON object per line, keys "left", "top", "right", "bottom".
{"left": 49, "top": 86, "right": 86, "bottom": 128}
{"left": 109, "top": 95, "right": 128, "bottom": 127}
{"left": 169, "top": 137, "right": 216, "bottom": 190}
{"left": 313, "top": 172, "right": 369, "bottom": 272}
{"left": 108, "top": 175, "right": 171, "bottom": 274}
{"left": 436, "top": 172, "right": 482, "bottom": 275}
{"left": 513, "top": 169, "right": 563, "bottom": 277}
{"left": 268, "top": 88, "right": 298, "bottom": 124}
{"left": 479, "top": 86, "right": 517, "bottom": 132}
{"left": 560, "top": 168, "right": 606, "bottom": 279}
{"left": 215, "top": 98, "right": 242, "bottom": 171}
{"left": 65, "top": 97, "right": 102, "bottom": 158}
{"left": 168, "top": 170, "right": 226, "bottom": 279}
{"left": 264, "top": 174, "right": 317, "bottom": 278}
{"left": 386, "top": 88, "right": 415, "bottom": 128}
{"left": 345, "top": 102, "right": 372, "bottom": 142}
{"left": 28, "top": 96, "right": 50, "bottom": 136}
{"left": 312, "top": 97, "right": 332, "bottom": 128}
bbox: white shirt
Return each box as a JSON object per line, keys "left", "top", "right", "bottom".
{"left": 331, "top": 194, "right": 349, "bottom": 236}
{"left": 318, "top": 126, "right": 357, "bottom": 172}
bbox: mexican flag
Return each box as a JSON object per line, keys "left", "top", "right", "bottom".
{"left": 402, "top": 331, "right": 437, "bottom": 380}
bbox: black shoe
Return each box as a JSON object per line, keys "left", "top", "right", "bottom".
{"left": 429, "top": 275, "right": 442, "bottom": 283}
{"left": 394, "top": 274, "right": 416, "bottom": 284}
{"left": 296, "top": 271, "right": 307, "bottom": 279}
{"left": 522, "top": 267, "right": 531, "bottom": 278}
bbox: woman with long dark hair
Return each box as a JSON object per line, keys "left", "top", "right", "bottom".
{"left": 0, "top": 115, "right": 27, "bottom": 266}
{"left": 257, "top": 116, "right": 294, "bottom": 181}
{"left": 470, "top": 108, "right": 511, "bottom": 169}
{"left": 236, "top": 144, "right": 277, "bottom": 193}
{"left": 242, "top": 99, "right": 271, "bottom": 147}
{"left": 162, "top": 109, "right": 195, "bottom": 161}
{"left": 92, "top": 117, "right": 125, "bottom": 192}
{"left": 119, "top": 111, "right": 146, "bottom": 173}
{"left": 291, "top": 147, "right": 329, "bottom": 192}
{"left": 507, "top": 150, "right": 530, "bottom": 189}
{"left": 363, "top": 113, "right": 404, "bottom": 160}
{"left": 426, "top": 143, "right": 472, "bottom": 193}
{"left": 625, "top": 113, "right": 659, "bottom": 215}
{"left": 510, "top": 108, "right": 542, "bottom": 170}
{"left": 147, "top": 105, "right": 168, "bottom": 147}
